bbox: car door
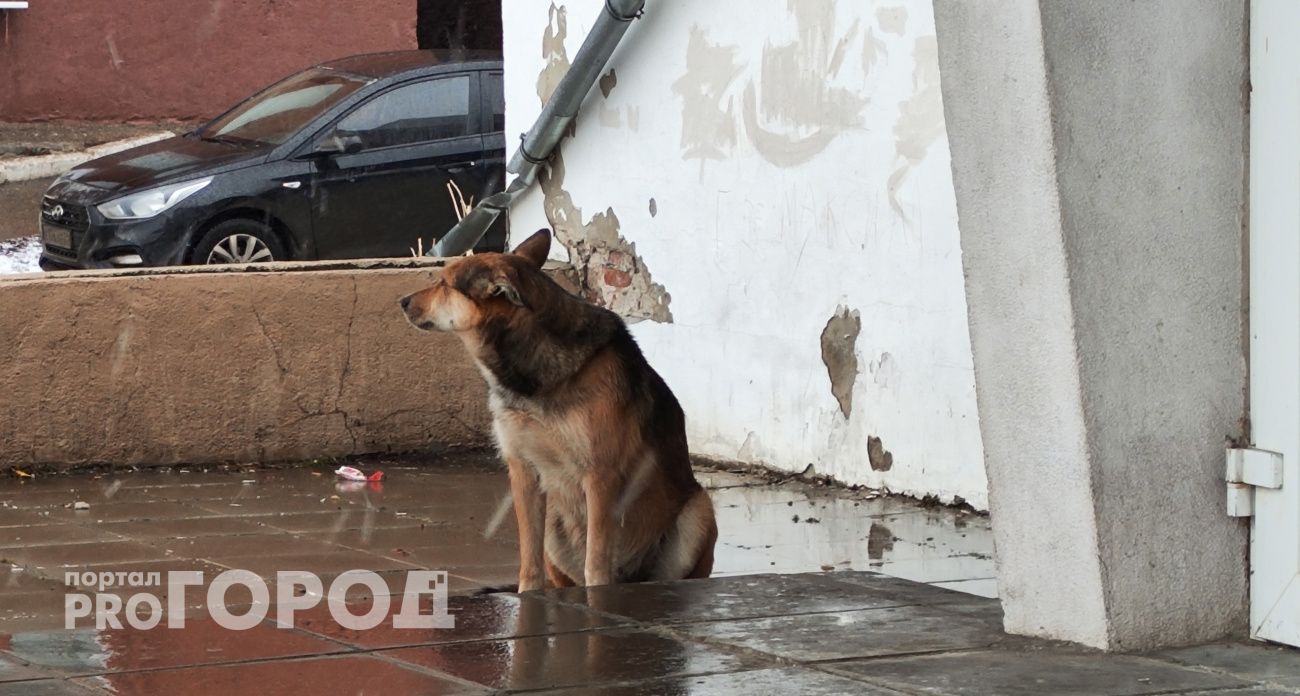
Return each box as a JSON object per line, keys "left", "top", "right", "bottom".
{"left": 470, "top": 69, "right": 509, "bottom": 253}
{"left": 307, "top": 73, "right": 483, "bottom": 259}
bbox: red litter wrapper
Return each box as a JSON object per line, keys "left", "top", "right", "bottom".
{"left": 335, "top": 465, "right": 384, "bottom": 482}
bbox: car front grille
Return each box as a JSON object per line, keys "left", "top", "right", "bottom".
{"left": 41, "top": 197, "right": 91, "bottom": 232}
{"left": 42, "top": 242, "right": 77, "bottom": 259}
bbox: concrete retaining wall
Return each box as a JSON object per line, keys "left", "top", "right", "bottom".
{"left": 0, "top": 260, "right": 503, "bottom": 469}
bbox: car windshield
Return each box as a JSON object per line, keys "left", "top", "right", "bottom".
{"left": 201, "top": 68, "right": 371, "bottom": 145}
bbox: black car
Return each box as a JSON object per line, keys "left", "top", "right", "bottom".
{"left": 39, "top": 50, "right": 506, "bottom": 271}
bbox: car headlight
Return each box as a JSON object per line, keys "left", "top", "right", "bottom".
{"left": 97, "top": 177, "right": 213, "bottom": 220}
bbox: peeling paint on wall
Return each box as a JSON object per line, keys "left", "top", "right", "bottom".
{"left": 536, "top": 3, "right": 570, "bottom": 104}
{"left": 887, "top": 35, "right": 944, "bottom": 218}
{"left": 820, "top": 306, "right": 861, "bottom": 418}
{"left": 862, "top": 27, "right": 886, "bottom": 74}
{"left": 740, "top": 0, "right": 865, "bottom": 167}
{"left": 876, "top": 5, "right": 908, "bottom": 36}
{"left": 599, "top": 104, "right": 624, "bottom": 128}
{"left": 539, "top": 152, "right": 673, "bottom": 323}
{"left": 598, "top": 68, "right": 617, "bottom": 98}
{"left": 737, "top": 430, "right": 773, "bottom": 466}
{"left": 868, "top": 435, "right": 894, "bottom": 471}
{"left": 528, "top": 3, "right": 671, "bottom": 322}
{"left": 596, "top": 66, "right": 638, "bottom": 130}
{"left": 871, "top": 351, "right": 898, "bottom": 389}
{"left": 673, "top": 4, "right": 869, "bottom": 169}
{"left": 671, "top": 25, "right": 743, "bottom": 165}
{"left": 598, "top": 67, "right": 623, "bottom": 128}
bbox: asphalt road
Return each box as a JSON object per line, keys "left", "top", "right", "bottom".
{"left": 0, "top": 177, "right": 53, "bottom": 242}
{"left": 0, "top": 120, "right": 192, "bottom": 243}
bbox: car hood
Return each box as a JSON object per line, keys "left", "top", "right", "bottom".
{"left": 46, "top": 135, "right": 270, "bottom": 204}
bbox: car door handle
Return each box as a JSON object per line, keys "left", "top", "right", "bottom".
{"left": 445, "top": 161, "right": 477, "bottom": 174}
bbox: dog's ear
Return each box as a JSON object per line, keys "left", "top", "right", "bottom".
{"left": 513, "top": 229, "right": 551, "bottom": 269}
{"left": 489, "top": 277, "right": 526, "bottom": 307}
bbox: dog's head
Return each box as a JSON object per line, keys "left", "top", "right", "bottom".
{"left": 400, "top": 228, "right": 552, "bottom": 333}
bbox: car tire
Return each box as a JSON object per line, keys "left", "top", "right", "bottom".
{"left": 191, "top": 219, "right": 287, "bottom": 265}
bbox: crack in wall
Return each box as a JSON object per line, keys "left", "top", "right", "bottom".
{"left": 334, "top": 276, "right": 359, "bottom": 412}
{"left": 252, "top": 300, "right": 359, "bottom": 453}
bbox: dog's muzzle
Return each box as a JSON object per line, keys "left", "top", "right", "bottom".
{"left": 399, "top": 294, "right": 436, "bottom": 331}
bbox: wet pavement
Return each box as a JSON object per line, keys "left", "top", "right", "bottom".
{"left": 0, "top": 451, "right": 1294, "bottom": 695}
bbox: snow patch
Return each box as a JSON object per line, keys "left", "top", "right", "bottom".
{"left": 0, "top": 236, "right": 44, "bottom": 275}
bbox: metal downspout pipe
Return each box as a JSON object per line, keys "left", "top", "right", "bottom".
{"left": 431, "top": 0, "right": 646, "bottom": 257}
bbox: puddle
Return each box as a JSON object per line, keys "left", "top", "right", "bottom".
{"left": 701, "top": 471, "right": 994, "bottom": 593}
{"left": 0, "top": 454, "right": 999, "bottom": 692}
{"left": 0, "top": 452, "right": 995, "bottom": 642}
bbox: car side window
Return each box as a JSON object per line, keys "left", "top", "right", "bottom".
{"left": 334, "top": 75, "right": 471, "bottom": 149}
{"left": 485, "top": 72, "right": 504, "bottom": 132}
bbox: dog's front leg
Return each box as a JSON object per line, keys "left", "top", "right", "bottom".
{"left": 507, "top": 457, "right": 546, "bottom": 592}
{"left": 583, "top": 472, "right": 616, "bottom": 586}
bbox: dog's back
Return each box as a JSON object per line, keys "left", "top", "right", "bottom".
{"left": 401, "top": 229, "right": 717, "bottom": 588}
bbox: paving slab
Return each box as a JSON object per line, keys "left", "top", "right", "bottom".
{"left": 545, "top": 572, "right": 957, "bottom": 626}
{"left": 0, "top": 681, "right": 106, "bottom": 696}
{"left": 0, "top": 540, "right": 170, "bottom": 570}
{"left": 0, "top": 653, "right": 49, "bottom": 683}
{"left": 534, "top": 666, "right": 905, "bottom": 695}
{"left": 931, "top": 577, "right": 998, "bottom": 598}
{"left": 1176, "top": 690, "right": 1300, "bottom": 696}
{"left": 383, "top": 628, "right": 767, "bottom": 692}
{"left": 682, "top": 603, "right": 1018, "bottom": 662}
{"left": 75, "top": 655, "right": 483, "bottom": 695}
{"left": 292, "top": 592, "right": 624, "bottom": 649}
{"left": 1156, "top": 641, "right": 1300, "bottom": 689}
{"left": 832, "top": 649, "right": 1251, "bottom": 696}
{"left": 95, "top": 516, "right": 273, "bottom": 539}
{"left": 6, "top": 617, "right": 344, "bottom": 676}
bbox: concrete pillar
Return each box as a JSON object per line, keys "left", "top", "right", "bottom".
{"left": 933, "top": 1, "right": 1249, "bottom": 651}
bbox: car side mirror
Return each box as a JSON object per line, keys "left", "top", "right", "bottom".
{"left": 312, "top": 133, "right": 364, "bottom": 156}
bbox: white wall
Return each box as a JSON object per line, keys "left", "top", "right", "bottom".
{"left": 504, "top": 0, "right": 987, "bottom": 508}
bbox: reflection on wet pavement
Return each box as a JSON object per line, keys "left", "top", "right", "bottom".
{"left": 0, "top": 455, "right": 993, "bottom": 627}
{"left": 699, "top": 469, "right": 994, "bottom": 591}
{"left": 0, "top": 450, "right": 982, "bottom": 692}
{"left": 0, "top": 453, "right": 1291, "bottom": 694}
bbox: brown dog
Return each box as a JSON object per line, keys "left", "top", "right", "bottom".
{"left": 400, "top": 229, "right": 717, "bottom": 589}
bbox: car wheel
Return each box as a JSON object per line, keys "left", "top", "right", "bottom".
{"left": 192, "top": 219, "right": 287, "bottom": 265}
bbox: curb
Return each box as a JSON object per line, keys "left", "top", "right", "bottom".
{"left": 0, "top": 132, "right": 175, "bottom": 184}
